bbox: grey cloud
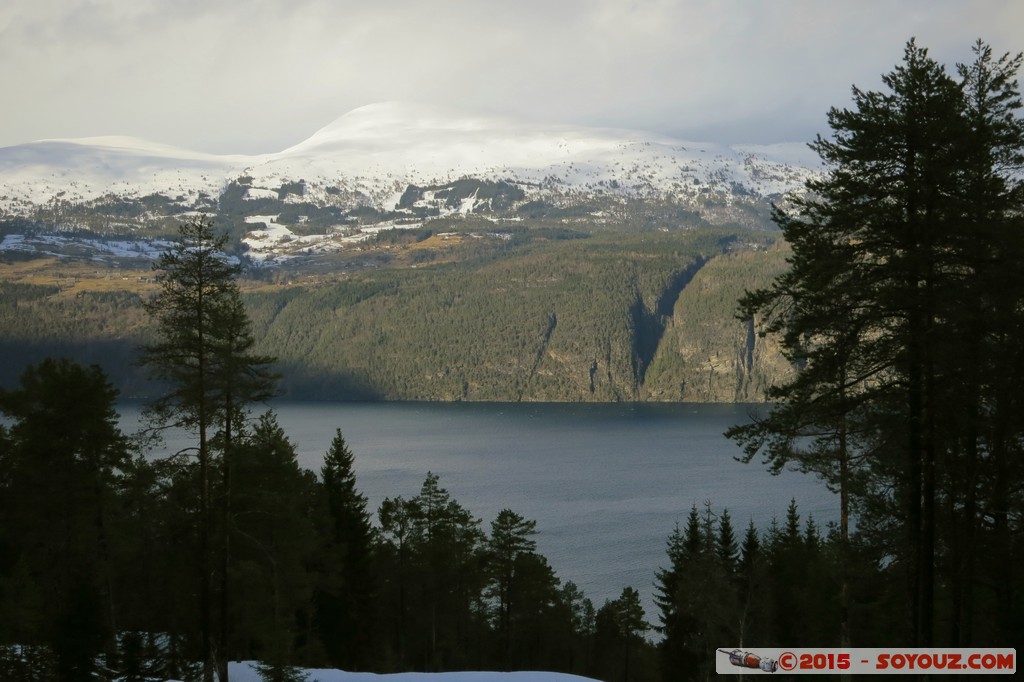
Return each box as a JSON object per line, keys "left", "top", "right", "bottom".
{"left": 1, "top": 0, "right": 1022, "bottom": 153}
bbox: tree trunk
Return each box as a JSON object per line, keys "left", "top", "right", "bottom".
{"left": 200, "top": 416, "right": 213, "bottom": 682}
{"left": 219, "top": 394, "right": 233, "bottom": 682}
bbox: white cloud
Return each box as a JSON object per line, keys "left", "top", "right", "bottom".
{"left": 1, "top": 0, "right": 1022, "bottom": 153}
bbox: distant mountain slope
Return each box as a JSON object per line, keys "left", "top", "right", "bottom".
{"left": 0, "top": 137, "right": 248, "bottom": 212}
{"left": 244, "top": 101, "right": 820, "bottom": 208}
{"left": 0, "top": 228, "right": 794, "bottom": 402}
{"left": 0, "top": 101, "right": 820, "bottom": 219}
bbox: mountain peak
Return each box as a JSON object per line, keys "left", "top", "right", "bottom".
{"left": 341, "top": 100, "right": 480, "bottom": 123}
{"left": 283, "top": 101, "right": 512, "bottom": 154}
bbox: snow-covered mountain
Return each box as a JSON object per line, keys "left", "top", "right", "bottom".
{"left": 0, "top": 136, "right": 250, "bottom": 212}
{"left": 0, "top": 102, "right": 822, "bottom": 263}
{"left": 0, "top": 101, "right": 820, "bottom": 214}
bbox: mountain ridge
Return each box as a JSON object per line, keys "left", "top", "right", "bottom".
{"left": 0, "top": 101, "right": 821, "bottom": 216}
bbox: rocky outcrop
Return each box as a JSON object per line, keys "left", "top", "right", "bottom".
{"left": 643, "top": 247, "right": 795, "bottom": 402}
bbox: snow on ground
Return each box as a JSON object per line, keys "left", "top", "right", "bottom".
{"left": 351, "top": 221, "right": 422, "bottom": 238}
{"left": 0, "top": 138, "right": 249, "bottom": 210}
{"left": 0, "top": 233, "right": 172, "bottom": 259}
{"left": 224, "top": 662, "right": 599, "bottom": 682}
{"left": 241, "top": 217, "right": 424, "bottom": 263}
{"left": 241, "top": 221, "right": 300, "bottom": 261}
{"left": 458, "top": 190, "right": 479, "bottom": 214}
{"left": 244, "top": 215, "right": 282, "bottom": 225}
{"left": 245, "top": 187, "right": 280, "bottom": 200}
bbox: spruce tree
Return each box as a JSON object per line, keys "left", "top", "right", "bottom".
{"left": 716, "top": 509, "right": 738, "bottom": 570}
{"left": 315, "top": 429, "right": 377, "bottom": 670}
{"left": 656, "top": 504, "right": 744, "bottom": 680}
{"left": 736, "top": 521, "right": 765, "bottom": 647}
{"left": 653, "top": 521, "right": 697, "bottom": 680}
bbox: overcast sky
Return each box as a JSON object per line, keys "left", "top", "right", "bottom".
{"left": 2, "top": 0, "right": 1022, "bottom": 154}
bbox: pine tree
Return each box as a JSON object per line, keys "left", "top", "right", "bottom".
{"left": 947, "top": 42, "right": 1024, "bottom": 645}
{"left": 230, "top": 413, "right": 318, "bottom": 679}
{"left": 485, "top": 509, "right": 539, "bottom": 668}
{"left": 727, "top": 39, "right": 1024, "bottom": 646}
{"left": 0, "top": 359, "right": 130, "bottom": 680}
{"left": 379, "top": 473, "right": 485, "bottom": 669}
{"left": 597, "top": 587, "right": 649, "bottom": 682}
{"left": 559, "top": 581, "right": 596, "bottom": 674}
{"left": 141, "top": 215, "right": 277, "bottom": 681}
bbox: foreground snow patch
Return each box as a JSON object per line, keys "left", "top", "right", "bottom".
{"left": 226, "top": 662, "right": 600, "bottom": 682}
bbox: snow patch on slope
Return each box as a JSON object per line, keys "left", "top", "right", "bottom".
{"left": 0, "top": 233, "right": 173, "bottom": 260}
{"left": 225, "top": 661, "right": 599, "bottom": 682}
{"left": 241, "top": 215, "right": 424, "bottom": 263}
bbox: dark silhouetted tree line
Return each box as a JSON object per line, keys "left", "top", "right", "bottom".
{"left": 653, "top": 37, "right": 1024, "bottom": 682}
{"left": 0, "top": 356, "right": 655, "bottom": 681}
{"left": 653, "top": 501, "right": 872, "bottom": 682}
{"left": 721, "top": 37, "right": 1024, "bottom": 657}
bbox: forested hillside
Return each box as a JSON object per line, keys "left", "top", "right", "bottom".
{"left": 0, "top": 227, "right": 793, "bottom": 402}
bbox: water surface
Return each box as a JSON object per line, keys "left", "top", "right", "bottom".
{"left": 124, "top": 401, "right": 837, "bottom": 617}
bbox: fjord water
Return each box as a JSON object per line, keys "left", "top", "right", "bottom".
{"left": 126, "top": 401, "right": 837, "bottom": 616}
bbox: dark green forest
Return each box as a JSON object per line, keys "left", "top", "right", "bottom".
{"left": 2, "top": 38, "right": 1024, "bottom": 682}
{"left": 0, "top": 229, "right": 794, "bottom": 404}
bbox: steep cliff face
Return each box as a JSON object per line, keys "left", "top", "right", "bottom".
{"left": 643, "top": 247, "right": 795, "bottom": 402}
